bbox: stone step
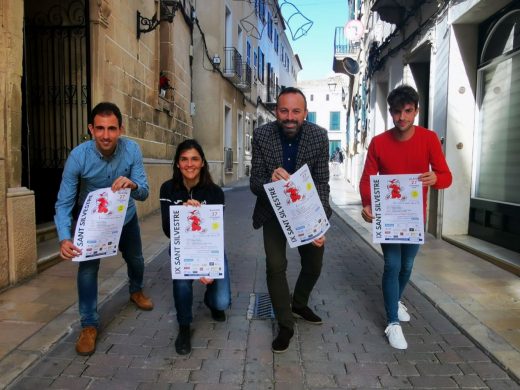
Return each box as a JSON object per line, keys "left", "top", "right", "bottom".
{"left": 37, "top": 240, "right": 61, "bottom": 271}
{"left": 36, "top": 222, "right": 57, "bottom": 243}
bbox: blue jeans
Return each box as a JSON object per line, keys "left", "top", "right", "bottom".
{"left": 381, "top": 243, "right": 420, "bottom": 324}
{"left": 172, "top": 254, "right": 231, "bottom": 326}
{"left": 77, "top": 214, "right": 145, "bottom": 328}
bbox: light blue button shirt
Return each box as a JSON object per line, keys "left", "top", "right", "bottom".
{"left": 54, "top": 138, "right": 149, "bottom": 242}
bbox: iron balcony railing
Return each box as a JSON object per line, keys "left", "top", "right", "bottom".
{"left": 334, "top": 26, "right": 361, "bottom": 58}
{"left": 223, "top": 47, "right": 243, "bottom": 84}
{"left": 236, "top": 62, "right": 252, "bottom": 92}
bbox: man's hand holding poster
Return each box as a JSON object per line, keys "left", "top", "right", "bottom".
{"left": 370, "top": 174, "right": 424, "bottom": 244}
{"left": 264, "top": 164, "right": 330, "bottom": 248}
{"left": 72, "top": 188, "right": 130, "bottom": 261}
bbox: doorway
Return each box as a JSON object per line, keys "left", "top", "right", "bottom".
{"left": 22, "top": 0, "right": 91, "bottom": 224}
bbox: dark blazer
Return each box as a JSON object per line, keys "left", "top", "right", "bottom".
{"left": 250, "top": 120, "right": 332, "bottom": 229}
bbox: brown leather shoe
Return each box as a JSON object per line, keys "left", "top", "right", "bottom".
{"left": 130, "top": 290, "right": 154, "bottom": 311}
{"left": 75, "top": 326, "right": 97, "bottom": 356}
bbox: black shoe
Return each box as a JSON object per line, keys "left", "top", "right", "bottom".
{"left": 272, "top": 326, "right": 294, "bottom": 353}
{"left": 210, "top": 308, "right": 226, "bottom": 322}
{"left": 175, "top": 325, "right": 191, "bottom": 355}
{"left": 292, "top": 305, "right": 323, "bottom": 324}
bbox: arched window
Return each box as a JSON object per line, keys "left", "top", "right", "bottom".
{"left": 481, "top": 10, "right": 520, "bottom": 65}
{"left": 474, "top": 9, "right": 520, "bottom": 204}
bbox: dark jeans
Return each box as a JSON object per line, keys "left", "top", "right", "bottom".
{"left": 77, "top": 214, "right": 145, "bottom": 328}
{"left": 172, "top": 254, "right": 231, "bottom": 326}
{"left": 263, "top": 218, "right": 324, "bottom": 329}
{"left": 381, "top": 243, "right": 420, "bottom": 324}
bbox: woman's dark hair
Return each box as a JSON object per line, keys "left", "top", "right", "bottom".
{"left": 172, "top": 139, "right": 215, "bottom": 189}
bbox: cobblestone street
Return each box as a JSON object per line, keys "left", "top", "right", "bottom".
{"left": 9, "top": 184, "right": 519, "bottom": 389}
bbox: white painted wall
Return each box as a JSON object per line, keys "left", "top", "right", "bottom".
{"left": 349, "top": 0, "right": 517, "bottom": 249}
{"left": 441, "top": 22, "right": 478, "bottom": 236}
{"left": 298, "top": 77, "right": 349, "bottom": 157}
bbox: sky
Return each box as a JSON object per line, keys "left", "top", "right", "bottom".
{"left": 281, "top": 0, "right": 349, "bottom": 81}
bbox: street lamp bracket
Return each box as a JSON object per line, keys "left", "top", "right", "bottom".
{"left": 137, "top": 0, "right": 182, "bottom": 39}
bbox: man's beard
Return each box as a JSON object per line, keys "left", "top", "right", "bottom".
{"left": 278, "top": 120, "right": 301, "bottom": 138}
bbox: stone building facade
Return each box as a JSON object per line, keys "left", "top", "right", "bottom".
{"left": 0, "top": 0, "right": 195, "bottom": 288}
{"left": 1, "top": 0, "right": 303, "bottom": 288}
{"left": 192, "top": 0, "right": 300, "bottom": 185}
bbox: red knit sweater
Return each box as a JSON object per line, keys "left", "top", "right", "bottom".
{"left": 359, "top": 126, "right": 452, "bottom": 218}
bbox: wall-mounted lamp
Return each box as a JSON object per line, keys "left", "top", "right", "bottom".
{"left": 212, "top": 54, "right": 221, "bottom": 69}
{"left": 137, "top": 0, "right": 182, "bottom": 39}
{"left": 328, "top": 82, "right": 337, "bottom": 92}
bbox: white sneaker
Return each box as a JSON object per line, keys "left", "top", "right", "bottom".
{"left": 398, "top": 301, "right": 410, "bottom": 322}
{"left": 385, "top": 324, "right": 408, "bottom": 349}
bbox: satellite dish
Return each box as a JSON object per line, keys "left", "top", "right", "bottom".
{"left": 342, "top": 57, "right": 360, "bottom": 76}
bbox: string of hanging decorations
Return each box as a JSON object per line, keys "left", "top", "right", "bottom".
{"left": 233, "top": 0, "right": 314, "bottom": 41}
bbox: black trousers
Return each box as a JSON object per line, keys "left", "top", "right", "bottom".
{"left": 262, "top": 218, "right": 324, "bottom": 329}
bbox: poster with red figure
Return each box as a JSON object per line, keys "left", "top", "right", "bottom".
{"left": 169, "top": 205, "right": 225, "bottom": 279}
{"left": 264, "top": 164, "right": 330, "bottom": 248}
{"left": 73, "top": 188, "right": 131, "bottom": 261}
{"left": 370, "top": 174, "right": 424, "bottom": 244}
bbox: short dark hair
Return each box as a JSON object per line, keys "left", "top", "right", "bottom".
{"left": 387, "top": 85, "right": 419, "bottom": 110}
{"left": 172, "top": 139, "right": 215, "bottom": 190}
{"left": 277, "top": 86, "right": 307, "bottom": 110}
{"left": 89, "top": 102, "right": 123, "bottom": 127}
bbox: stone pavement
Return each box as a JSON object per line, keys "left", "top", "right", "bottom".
{"left": 6, "top": 182, "right": 519, "bottom": 389}
{"left": 329, "top": 174, "right": 520, "bottom": 382}
{"left": 0, "top": 209, "right": 170, "bottom": 389}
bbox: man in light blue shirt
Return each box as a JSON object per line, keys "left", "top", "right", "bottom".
{"left": 55, "top": 102, "right": 153, "bottom": 356}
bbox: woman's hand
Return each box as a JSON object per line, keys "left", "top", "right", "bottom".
{"left": 184, "top": 199, "right": 201, "bottom": 207}
{"left": 199, "top": 277, "right": 214, "bottom": 285}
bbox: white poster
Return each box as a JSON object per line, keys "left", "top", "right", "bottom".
{"left": 370, "top": 174, "right": 424, "bottom": 244}
{"left": 263, "top": 164, "right": 330, "bottom": 248}
{"left": 170, "top": 205, "right": 225, "bottom": 279}
{"left": 72, "top": 188, "right": 130, "bottom": 261}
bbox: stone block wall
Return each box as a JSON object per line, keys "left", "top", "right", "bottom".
{"left": 0, "top": 0, "right": 197, "bottom": 288}
{"left": 89, "top": 0, "right": 193, "bottom": 213}
{"left": 0, "top": 0, "right": 37, "bottom": 288}
{"left": 7, "top": 189, "right": 37, "bottom": 284}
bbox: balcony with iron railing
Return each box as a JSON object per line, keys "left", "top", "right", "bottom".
{"left": 267, "top": 73, "right": 277, "bottom": 103}
{"left": 236, "top": 62, "right": 252, "bottom": 92}
{"left": 223, "top": 47, "right": 243, "bottom": 84}
{"left": 334, "top": 26, "right": 361, "bottom": 58}
{"left": 332, "top": 26, "right": 361, "bottom": 76}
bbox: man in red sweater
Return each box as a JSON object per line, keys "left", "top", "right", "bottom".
{"left": 359, "top": 85, "right": 452, "bottom": 350}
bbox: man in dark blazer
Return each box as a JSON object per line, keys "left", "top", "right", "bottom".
{"left": 250, "top": 87, "right": 332, "bottom": 353}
